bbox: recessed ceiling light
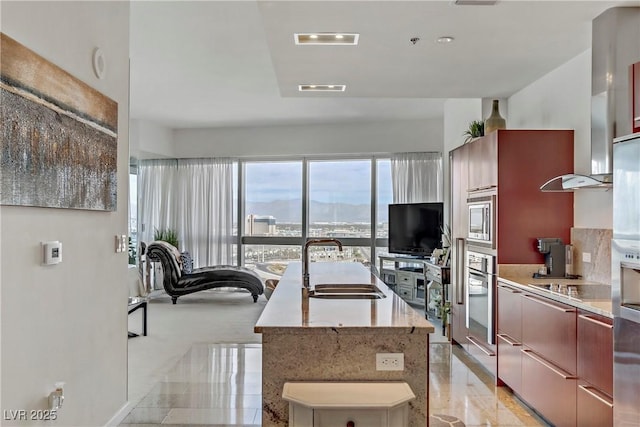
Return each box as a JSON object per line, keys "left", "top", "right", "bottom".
{"left": 294, "top": 33, "right": 359, "bottom": 45}
{"left": 298, "top": 84, "right": 346, "bottom": 92}
{"left": 437, "top": 36, "right": 455, "bottom": 43}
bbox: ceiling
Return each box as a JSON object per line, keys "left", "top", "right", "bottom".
{"left": 129, "top": 0, "right": 638, "bottom": 130}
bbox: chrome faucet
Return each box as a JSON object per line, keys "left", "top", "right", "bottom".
{"left": 302, "top": 238, "right": 343, "bottom": 289}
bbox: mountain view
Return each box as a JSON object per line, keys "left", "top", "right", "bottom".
{"left": 245, "top": 199, "right": 389, "bottom": 223}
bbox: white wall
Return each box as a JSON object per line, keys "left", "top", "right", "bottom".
{"left": 130, "top": 120, "right": 175, "bottom": 159}
{"left": 172, "top": 118, "right": 444, "bottom": 158}
{"left": 508, "top": 50, "right": 612, "bottom": 229}
{"left": 0, "top": 2, "right": 130, "bottom": 426}
{"left": 443, "top": 99, "right": 482, "bottom": 226}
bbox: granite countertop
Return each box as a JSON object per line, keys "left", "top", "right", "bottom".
{"left": 498, "top": 275, "right": 613, "bottom": 318}
{"left": 254, "top": 262, "right": 435, "bottom": 333}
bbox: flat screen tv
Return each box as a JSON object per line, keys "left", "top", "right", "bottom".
{"left": 388, "top": 202, "right": 443, "bottom": 257}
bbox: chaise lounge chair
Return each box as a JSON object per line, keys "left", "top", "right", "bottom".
{"left": 146, "top": 241, "right": 264, "bottom": 304}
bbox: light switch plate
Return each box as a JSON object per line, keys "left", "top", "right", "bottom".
{"left": 582, "top": 252, "right": 591, "bottom": 263}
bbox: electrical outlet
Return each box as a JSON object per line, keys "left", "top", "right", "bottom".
{"left": 376, "top": 353, "right": 404, "bottom": 371}
{"left": 582, "top": 252, "right": 591, "bottom": 263}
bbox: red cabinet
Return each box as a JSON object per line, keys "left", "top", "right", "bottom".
{"left": 497, "top": 283, "right": 523, "bottom": 392}
{"left": 497, "top": 283, "right": 522, "bottom": 341}
{"left": 496, "top": 283, "right": 615, "bottom": 427}
{"left": 577, "top": 383, "right": 613, "bottom": 427}
{"left": 521, "top": 348, "right": 577, "bottom": 427}
{"left": 520, "top": 292, "right": 577, "bottom": 427}
{"left": 450, "top": 130, "right": 574, "bottom": 264}
{"left": 522, "top": 294, "right": 577, "bottom": 374}
{"left": 494, "top": 130, "right": 574, "bottom": 264}
{"left": 577, "top": 311, "right": 613, "bottom": 426}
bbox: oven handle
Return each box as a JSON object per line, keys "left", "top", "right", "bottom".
{"left": 466, "top": 336, "right": 496, "bottom": 356}
{"left": 468, "top": 271, "right": 488, "bottom": 283}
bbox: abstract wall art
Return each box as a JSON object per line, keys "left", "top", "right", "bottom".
{"left": 0, "top": 33, "right": 118, "bottom": 211}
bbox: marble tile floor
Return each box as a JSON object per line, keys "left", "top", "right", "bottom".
{"left": 120, "top": 342, "right": 547, "bottom": 427}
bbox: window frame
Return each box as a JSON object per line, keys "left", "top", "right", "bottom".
{"left": 235, "top": 154, "right": 392, "bottom": 270}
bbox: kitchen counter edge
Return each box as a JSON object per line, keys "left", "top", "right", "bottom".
{"left": 497, "top": 276, "right": 613, "bottom": 318}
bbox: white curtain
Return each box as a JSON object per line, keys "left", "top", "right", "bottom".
{"left": 391, "top": 152, "right": 443, "bottom": 203}
{"left": 138, "top": 158, "right": 234, "bottom": 268}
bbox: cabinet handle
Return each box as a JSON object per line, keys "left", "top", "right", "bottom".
{"left": 578, "top": 384, "right": 614, "bottom": 408}
{"left": 498, "top": 284, "right": 521, "bottom": 293}
{"left": 522, "top": 294, "right": 575, "bottom": 313}
{"left": 578, "top": 314, "right": 613, "bottom": 329}
{"left": 467, "top": 185, "right": 497, "bottom": 192}
{"left": 466, "top": 336, "right": 496, "bottom": 356}
{"left": 521, "top": 349, "right": 577, "bottom": 379}
{"left": 497, "top": 333, "right": 521, "bottom": 346}
{"left": 455, "top": 238, "right": 465, "bottom": 304}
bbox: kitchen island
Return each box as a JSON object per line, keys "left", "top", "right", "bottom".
{"left": 254, "top": 261, "right": 434, "bottom": 426}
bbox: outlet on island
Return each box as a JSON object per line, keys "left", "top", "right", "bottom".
{"left": 376, "top": 353, "right": 404, "bottom": 371}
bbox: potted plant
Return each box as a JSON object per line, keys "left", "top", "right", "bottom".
{"left": 463, "top": 120, "right": 484, "bottom": 143}
{"left": 154, "top": 228, "right": 179, "bottom": 249}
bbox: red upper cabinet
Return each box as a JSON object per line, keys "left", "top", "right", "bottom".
{"left": 495, "top": 130, "right": 574, "bottom": 264}
{"left": 456, "top": 130, "right": 574, "bottom": 264}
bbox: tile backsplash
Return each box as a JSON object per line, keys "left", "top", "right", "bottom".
{"left": 570, "top": 227, "right": 612, "bottom": 284}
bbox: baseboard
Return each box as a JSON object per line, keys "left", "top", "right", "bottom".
{"left": 104, "top": 401, "right": 133, "bottom": 427}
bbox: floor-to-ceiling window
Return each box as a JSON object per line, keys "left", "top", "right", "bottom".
{"left": 237, "top": 156, "right": 392, "bottom": 279}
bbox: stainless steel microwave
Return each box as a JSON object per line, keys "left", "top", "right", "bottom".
{"left": 467, "top": 194, "right": 496, "bottom": 246}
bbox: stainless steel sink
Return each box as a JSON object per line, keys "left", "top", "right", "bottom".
{"left": 307, "top": 284, "right": 386, "bottom": 299}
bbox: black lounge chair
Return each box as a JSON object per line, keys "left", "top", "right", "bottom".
{"left": 146, "top": 241, "right": 264, "bottom": 304}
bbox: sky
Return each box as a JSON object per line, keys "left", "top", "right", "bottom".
{"left": 243, "top": 159, "right": 392, "bottom": 205}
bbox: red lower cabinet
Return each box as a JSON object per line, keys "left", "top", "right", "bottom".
{"left": 497, "top": 333, "right": 521, "bottom": 393}
{"left": 577, "top": 382, "right": 614, "bottom": 427}
{"left": 521, "top": 348, "right": 577, "bottom": 427}
{"left": 577, "top": 311, "right": 613, "bottom": 426}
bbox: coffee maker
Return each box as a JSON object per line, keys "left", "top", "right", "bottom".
{"left": 537, "top": 238, "right": 573, "bottom": 278}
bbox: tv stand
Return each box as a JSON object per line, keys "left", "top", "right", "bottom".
{"left": 378, "top": 255, "right": 450, "bottom": 323}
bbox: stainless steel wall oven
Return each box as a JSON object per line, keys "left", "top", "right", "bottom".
{"left": 466, "top": 249, "right": 496, "bottom": 346}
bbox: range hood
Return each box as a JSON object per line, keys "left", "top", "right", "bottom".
{"left": 541, "top": 7, "right": 640, "bottom": 192}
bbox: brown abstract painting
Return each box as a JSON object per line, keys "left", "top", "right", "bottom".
{"left": 0, "top": 33, "right": 118, "bottom": 211}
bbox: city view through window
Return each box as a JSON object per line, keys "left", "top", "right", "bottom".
{"left": 239, "top": 158, "right": 392, "bottom": 281}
